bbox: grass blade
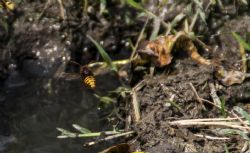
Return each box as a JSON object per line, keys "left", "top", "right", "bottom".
{"left": 232, "top": 32, "right": 250, "bottom": 51}
{"left": 233, "top": 106, "right": 250, "bottom": 123}
{"left": 72, "top": 124, "right": 92, "bottom": 134}
{"left": 87, "top": 35, "right": 117, "bottom": 71}
{"left": 126, "top": 0, "right": 144, "bottom": 11}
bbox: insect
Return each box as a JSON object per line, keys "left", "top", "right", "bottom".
{"left": 60, "top": 61, "right": 96, "bottom": 89}
{"left": 0, "top": 0, "right": 15, "bottom": 11}
{"left": 137, "top": 31, "right": 212, "bottom": 68}
{"left": 137, "top": 31, "right": 249, "bottom": 86}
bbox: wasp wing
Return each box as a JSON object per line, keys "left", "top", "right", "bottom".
{"left": 55, "top": 72, "right": 81, "bottom": 81}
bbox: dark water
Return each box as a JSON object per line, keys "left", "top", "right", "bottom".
{"left": 2, "top": 75, "right": 117, "bottom": 153}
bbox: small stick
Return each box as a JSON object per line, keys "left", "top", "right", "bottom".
{"left": 170, "top": 120, "right": 249, "bottom": 130}
{"left": 231, "top": 110, "right": 250, "bottom": 132}
{"left": 189, "top": 82, "right": 206, "bottom": 110}
{"left": 194, "top": 134, "right": 229, "bottom": 140}
{"left": 57, "top": 0, "right": 65, "bottom": 20}
{"left": 209, "top": 83, "right": 221, "bottom": 106}
{"left": 131, "top": 88, "right": 141, "bottom": 122}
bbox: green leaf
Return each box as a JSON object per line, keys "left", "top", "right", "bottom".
{"left": 94, "top": 94, "right": 116, "bottom": 104}
{"left": 56, "top": 128, "right": 77, "bottom": 138}
{"left": 87, "top": 35, "right": 117, "bottom": 71}
{"left": 150, "top": 18, "right": 160, "bottom": 41}
{"left": 171, "top": 13, "right": 186, "bottom": 28}
{"left": 233, "top": 106, "right": 250, "bottom": 124}
{"left": 232, "top": 32, "right": 250, "bottom": 51}
{"left": 125, "top": 0, "right": 156, "bottom": 19}
{"left": 214, "top": 128, "right": 250, "bottom": 140}
{"left": 198, "top": 10, "right": 206, "bottom": 23}
{"left": 72, "top": 124, "right": 92, "bottom": 134}
{"left": 100, "top": 0, "right": 108, "bottom": 15}
{"left": 224, "top": 144, "right": 229, "bottom": 153}
{"left": 126, "top": 0, "right": 144, "bottom": 11}
{"left": 220, "top": 96, "right": 226, "bottom": 117}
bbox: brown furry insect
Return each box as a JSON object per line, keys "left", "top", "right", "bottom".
{"left": 138, "top": 31, "right": 212, "bottom": 67}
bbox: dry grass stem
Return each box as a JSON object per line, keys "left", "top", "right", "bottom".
{"left": 189, "top": 82, "right": 206, "bottom": 110}
{"left": 57, "top": 0, "right": 65, "bottom": 20}
{"left": 231, "top": 110, "right": 250, "bottom": 132}
{"left": 170, "top": 118, "right": 250, "bottom": 131}
{"left": 131, "top": 88, "right": 141, "bottom": 122}
{"left": 194, "top": 134, "right": 230, "bottom": 140}
{"left": 209, "top": 83, "right": 221, "bottom": 106}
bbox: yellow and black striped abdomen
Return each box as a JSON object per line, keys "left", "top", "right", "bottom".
{"left": 80, "top": 66, "right": 96, "bottom": 89}
{"left": 83, "top": 75, "right": 96, "bottom": 89}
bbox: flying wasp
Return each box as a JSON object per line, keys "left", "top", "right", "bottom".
{"left": 60, "top": 61, "right": 96, "bottom": 89}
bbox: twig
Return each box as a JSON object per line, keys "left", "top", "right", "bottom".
{"left": 57, "top": 0, "right": 65, "bottom": 20}
{"left": 170, "top": 118, "right": 240, "bottom": 122}
{"left": 231, "top": 110, "right": 250, "bottom": 132}
{"left": 131, "top": 88, "right": 141, "bottom": 122}
{"left": 170, "top": 118, "right": 249, "bottom": 130}
{"left": 209, "top": 82, "right": 221, "bottom": 106}
{"left": 38, "top": 0, "right": 51, "bottom": 21}
{"left": 194, "top": 134, "right": 229, "bottom": 140}
{"left": 189, "top": 82, "right": 206, "bottom": 110}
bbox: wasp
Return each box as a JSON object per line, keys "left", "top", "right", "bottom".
{"left": 138, "top": 31, "right": 212, "bottom": 68}
{"left": 0, "top": 0, "right": 15, "bottom": 11}
{"left": 60, "top": 61, "right": 96, "bottom": 89}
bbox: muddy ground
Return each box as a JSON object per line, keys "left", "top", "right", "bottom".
{"left": 128, "top": 10, "right": 250, "bottom": 153}
{"left": 1, "top": 0, "right": 250, "bottom": 153}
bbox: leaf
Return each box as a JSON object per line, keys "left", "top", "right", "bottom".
{"left": 171, "top": 13, "right": 186, "bottom": 27}
{"left": 126, "top": 0, "right": 144, "bottom": 11}
{"left": 56, "top": 128, "right": 77, "bottom": 138}
{"left": 198, "top": 9, "right": 206, "bottom": 23}
{"left": 241, "top": 0, "right": 248, "bottom": 5}
{"left": 220, "top": 96, "right": 226, "bottom": 117}
{"left": 150, "top": 18, "right": 160, "bottom": 41}
{"left": 87, "top": 35, "right": 117, "bottom": 72}
{"left": 233, "top": 106, "right": 250, "bottom": 123}
{"left": 125, "top": 0, "right": 157, "bottom": 19}
{"left": 224, "top": 144, "right": 229, "bottom": 153}
{"left": 232, "top": 32, "right": 250, "bottom": 51}
{"left": 72, "top": 124, "right": 92, "bottom": 134}
{"left": 213, "top": 128, "right": 250, "bottom": 140}
{"left": 100, "top": 0, "right": 108, "bottom": 15}
{"left": 94, "top": 94, "right": 116, "bottom": 104}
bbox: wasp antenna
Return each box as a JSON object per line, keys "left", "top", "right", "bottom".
{"left": 69, "top": 61, "right": 81, "bottom": 66}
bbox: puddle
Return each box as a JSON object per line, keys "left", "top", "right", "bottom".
{"left": 3, "top": 77, "right": 110, "bottom": 153}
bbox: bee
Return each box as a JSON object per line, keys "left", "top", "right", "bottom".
{"left": 0, "top": 0, "right": 15, "bottom": 11}
{"left": 137, "top": 31, "right": 212, "bottom": 68}
{"left": 60, "top": 61, "right": 96, "bottom": 89}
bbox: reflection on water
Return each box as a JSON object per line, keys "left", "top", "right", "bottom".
{"left": 3, "top": 76, "right": 114, "bottom": 153}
